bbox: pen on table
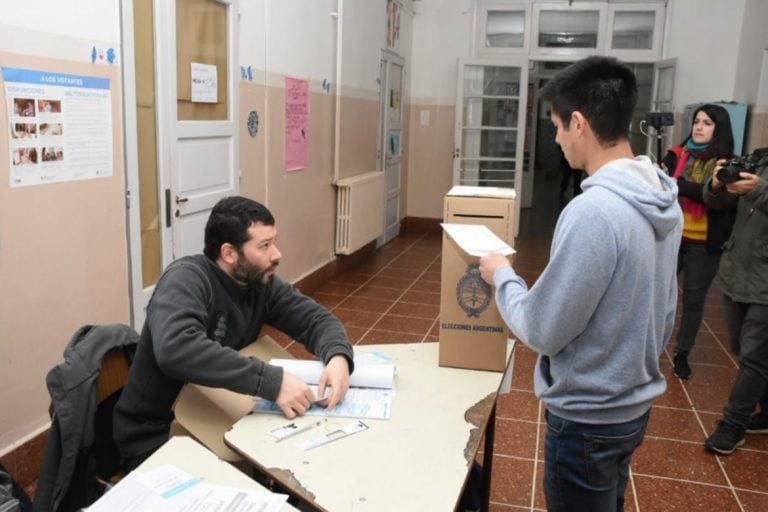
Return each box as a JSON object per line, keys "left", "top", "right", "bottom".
{"left": 276, "top": 418, "right": 327, "bottom": 443}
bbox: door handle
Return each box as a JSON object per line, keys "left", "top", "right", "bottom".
{"left": 175, "top": 196, "right": 189, "bottom": 204}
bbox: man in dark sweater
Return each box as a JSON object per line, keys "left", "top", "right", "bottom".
{"left": 113, "top": 197, "right": 354, "bottom": 470}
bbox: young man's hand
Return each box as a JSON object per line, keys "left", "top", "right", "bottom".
{"left": 479, "top": 253, "right": 512, "bottom": 285}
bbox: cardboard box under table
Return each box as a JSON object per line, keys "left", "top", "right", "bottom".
{"left": 439, "top": 186, "right": 516, "bottom": 371}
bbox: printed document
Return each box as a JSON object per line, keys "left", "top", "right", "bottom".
{"left": 86, "top": 464, "right": 287, "bottom": 512}
{"left": 252, "top": 357, "right": 396, "bottom": 420}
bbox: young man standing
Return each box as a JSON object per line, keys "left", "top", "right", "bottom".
{"left": 114, "top": 196, "right": 354, "bottom": 470}
{"left": 479, "top": 56, "right": 683, "bottom": 511}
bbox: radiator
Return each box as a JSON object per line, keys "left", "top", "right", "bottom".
{"left": 335, "top": 171, "right": 385, "bottom": 255}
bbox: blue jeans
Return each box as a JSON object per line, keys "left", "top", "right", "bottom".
{"left": 544, "top": 410, "right": 650, "bottom": 512}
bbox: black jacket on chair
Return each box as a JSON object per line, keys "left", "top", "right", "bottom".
{"left": 34, "top": 324, "right": 138, "bottom": 512}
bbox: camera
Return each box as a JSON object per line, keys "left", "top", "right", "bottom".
{"left": 645, "top": 111, "right": 674, "bottom": 131}
{"left": 717, "top": 147, "right": 768, "bottom": 184}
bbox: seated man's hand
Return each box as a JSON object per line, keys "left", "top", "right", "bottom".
{"left": 276, "top": 372, "right": 316, "bottom": 419}
{"left": 316, "top": 355, "right": 350, "bottom": 411}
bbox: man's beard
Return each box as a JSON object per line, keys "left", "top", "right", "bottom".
{"left": 232, "top": 254, "right": 277, "bottom": 285}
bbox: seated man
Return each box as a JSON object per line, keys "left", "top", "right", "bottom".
{"left": 114, "top": 196, "right": 354, "bottom": 470}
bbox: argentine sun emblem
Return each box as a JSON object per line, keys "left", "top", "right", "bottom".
{"left": 456, "top": 264, "right": 491, "bottom": 318}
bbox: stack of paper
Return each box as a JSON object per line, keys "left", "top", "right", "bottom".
{"left": 252, "top": 357, "right": 396, "bottom": 420}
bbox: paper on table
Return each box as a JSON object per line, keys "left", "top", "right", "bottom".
{"left": 441, "top": 223, "right": 516, "bottom": 257}
{"left": 270, "top": 359, "right": 395, "bottom": 389}
{"left": 86, "top": 464, "right": 287, "bottom": 512}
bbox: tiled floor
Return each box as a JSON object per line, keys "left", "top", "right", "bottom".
{"left": 271, "top": 173, "right": 768, "bottom": 511}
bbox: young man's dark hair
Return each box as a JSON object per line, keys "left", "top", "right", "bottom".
{"left": 541, "top": 55, "right": 638, "bottom": 145}
{"left": 203, "top": 196, "right": 275, "bottom": 260}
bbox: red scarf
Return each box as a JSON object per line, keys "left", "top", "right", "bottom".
{"left": 670, "top": 146, "right": 708, "bottom": 220}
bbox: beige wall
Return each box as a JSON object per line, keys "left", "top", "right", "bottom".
{"left": 0, "top": 52, "right": 130, "bottom": 452}
{"left": 404, "top": 102, "right": 455, "bottom": 219}
{"left": 264, "top": 84, "right": 338, "bottom": 282}
{"left": 337, "top": 93, "right": 379, "bottom": 180}
{"left": 746, "top": 112, "right": 768, "bottom": 153}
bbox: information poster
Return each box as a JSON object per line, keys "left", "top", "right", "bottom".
{"left": 3, "top": 67, "right": 113, "bottom": 187}
{"left": 285, "top": 77, "right": 309, "bottom": 171}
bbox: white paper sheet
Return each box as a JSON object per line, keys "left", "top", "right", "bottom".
{"left": 86, "top": 465, "right": 287, "bottom": 512}
{"left": 441, "top": 223, "right": 516, "bottom": 257}
{"left": 270, "top": 359, "right": 395, "bottom": 389}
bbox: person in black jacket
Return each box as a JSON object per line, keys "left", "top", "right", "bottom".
{"left": 113, "top": 197, "right": 354, "bottom": 471}
{"left": 661, "top": 104, "right": 736, "bottom": 379}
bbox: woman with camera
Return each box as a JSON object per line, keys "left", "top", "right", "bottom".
{"left": 661, "top": 103, "right": 736, "bottom": 379}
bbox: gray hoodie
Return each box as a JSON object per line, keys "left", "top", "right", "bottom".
{"left": 494, "top": 156, "right": 683, "bottom": 424}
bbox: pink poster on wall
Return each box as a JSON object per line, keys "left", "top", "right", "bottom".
{"left": 285, "top": 77, "right": 309, "bottom": 171}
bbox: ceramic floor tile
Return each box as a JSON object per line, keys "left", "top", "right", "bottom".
{"left": 494, "top": 419, "right": 539, "bottom": 459}
{"left": 314, "top": 281, "right": 360, "bottom": 296}
{"left": 387, "top": 301, "right": 439, "bottom": 319}
{"left": 531, "top": 461, "right": 547, "bottom": 511}
{"left": 328, "top": 272, "right": 374, "bottom": 285}
{"left": 344, "top": 326, "right": 369, "bottom": 344}
{"left": 372, "top": 314, "right": 433, "bottom": 335}
{"left": 737, "top": 489, "right": 768, "bottom": 511}
{"left": 489, "top": 455, "right": 535, "bottom": 507}
{"left": 399, "top": 290, "right": 441, "bottom": 305}
{"left": 684, "top": 367, "right": 737, "bottom": 413}
{"left": 632, "top": 476, "right": 741, "bottom": 511}
{"left": 409, "top": 279, "right": 441, "bottom": 293}
{"left": 654, "top": 363, "right": 694, "bottom": 409}
{"left": 350, "top": 284, "right": 404, "bottom": 301}
{"left": 719, "top": 449, "right": 768, "bottom": 492}
{"left": 366, "top": 275, "right": 414, "bottom": 290}
{"left": 331, "top": 308, "right": 383, "bottom": 329}
{"left": 645, "top": 406, "right": 706, "bottom": 443}
{"left": 309, "top": 292, "right": 347, "bottom": 309}
{"left": 358, "top": 329, "right": 421, "bottom": 344}
{"left": 376, "top": 266, "right": 425, "bottom": 279}
{"left": 420, "top": 270, "right": 441, "bottom": 282}
{"left": 496, "top": 390, "right": 540, "bottom": 423}
{"left": 687, "top": 344, "right": 737, "bottom": 367}
{"left": 632, "top": 438, "right": 729, "bottom": 485}
{"left": 337, "top": 295, "right": 395, "bottom": 314}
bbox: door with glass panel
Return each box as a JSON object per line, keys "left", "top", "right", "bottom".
{"left": 378, "top": 52, "right": 404, "bottom": 245}
{"left": 648, "top": 58, "right": 676, "bottom": 160}
{"left": 122, "top": 0, "right": 239, "bottom": 328}
{"left": 454, "top": 59, "right": 528, "bottom": 236}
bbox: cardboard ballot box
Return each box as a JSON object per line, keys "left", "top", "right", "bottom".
{"left": 439, "top": 186, "right": 516, "bottom": 371}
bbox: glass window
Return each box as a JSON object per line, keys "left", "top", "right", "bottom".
{"left": 485, "top": 10, "right": 525, "bottom": 48}
{"left": 611, "top": 11, "right": 655, "bottom": 50}
{"left": 538, "top": 10, "right": 599, "bottom": 49}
